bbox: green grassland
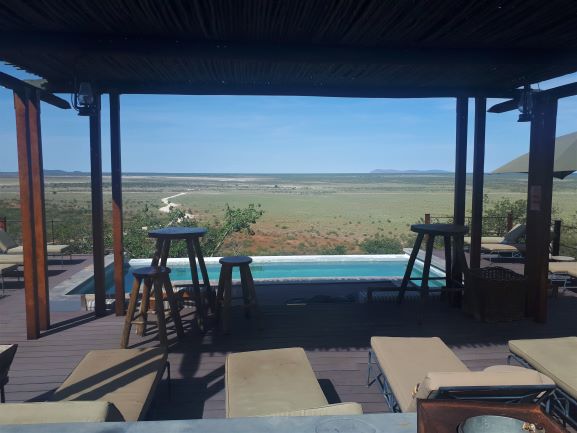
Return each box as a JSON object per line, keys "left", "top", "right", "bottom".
{"left": 0, "top": 173, "right": 575, "bottom": 255}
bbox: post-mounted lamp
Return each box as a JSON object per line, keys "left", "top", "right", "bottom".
{"left": 73, "top": 82, "right": 97, "bottom": 116}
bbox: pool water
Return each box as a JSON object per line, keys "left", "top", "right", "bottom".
{"left": 68, "top": 256, "right": 445, "bottom": 295}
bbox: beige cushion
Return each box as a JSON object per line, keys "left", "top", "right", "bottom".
{"left": 264, "top": 402, "right": 363, "bottom": 417}
{"left": 370, "top": 337, "right": 468, "bottom": 412}
{"left": 549, "top": 262, "right": 577, "bottom": 278}
{"left": 50, "top": 348, "right": 167, "bottom": 421}
{"left": 509, "top": 337, "right": 577, "bottom": 399}
{"left": 464, "top": 236, "right": 504, "bottom": 245}
{"left": 6, "top": 245, "right": 70, "bottom": 255}
{"left": 0, "top": 401, "right": 124, "bottom": 424}
{"left": 412, "top": 366, "right": 554, "bottom": 411}
{"left": 480, "top": 243, "right": 524, "bottom": 253}
{"left": 0, "top": 231, "right": 18, "bottom": 253}
{"left": 225, "top": 347, "right": 328, "bottom": 418}
{"left": 0, "top": 255, "right": 23, "bottom": 265}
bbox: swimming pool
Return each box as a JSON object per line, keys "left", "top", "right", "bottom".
{"left": 66, "top": 254, "right": 445, "bottom": 295}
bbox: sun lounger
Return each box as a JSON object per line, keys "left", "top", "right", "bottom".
{"left": 549, "top": 262, "right": 577, "bottom": 278}
{"left": 464, "top": 224, "right": 526, "bottom": 246}
{"left": 225, "top": 347, "right": 363, "bottom": 418}
{"left": 0, "top": 344, "right": 17, "bottom": 404}
{"left": 509, "top": 337, "right": 577, "bottom": 427}
{"left": 49, "top": 347, "right": 169, "bottom": 422}
{"left": 369, "top": 336, "right": 554, "bottom": 413}
{"left": 0, "top": 231, "right": 70, "bottom": 262}
{"left": 480, "top": 242, "right": 526, "bottom": 261}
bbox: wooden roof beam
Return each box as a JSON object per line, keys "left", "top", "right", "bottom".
{"left": 34, "top": 80, "right": 516, "bottom": 99}
{"left": 2, "top": 32, "right": 577, "bottom": 67}
{"left": 488, "top": 81, "right": 577, "bottom": 113}
{"left": 0, "top": 71, "right": 70, "bottom": 109}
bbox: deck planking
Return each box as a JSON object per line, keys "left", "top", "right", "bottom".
{"left": 3, "top": 281, "right": 577, "bottom": 419}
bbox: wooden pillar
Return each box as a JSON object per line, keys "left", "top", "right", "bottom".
{"left": 452, "top": 97, "right": 468, "bottom": 283}
{"left": 14, "top": 89, "right": 48, "bottom": 339}
{"left": 525, "top": 95, "right": 557, "bottom": 323}
{"left": 90, "top": 93, "right": 106, "bottom": 316}
{"left": 469, "top": 97, "right": 486, "bottom": 269}
{"left": 110, "top": 93, "right": 125, "bottom": 316}
{"left": 28, "top": 91, "right": 50, "bottom": 330}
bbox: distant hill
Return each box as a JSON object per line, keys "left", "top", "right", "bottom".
{"left": 370, "top": 169, "right": 451, "bottom": 174}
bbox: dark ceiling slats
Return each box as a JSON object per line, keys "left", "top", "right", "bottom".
{"left": 1, "top": 0, "right": 577, "bottom": 96}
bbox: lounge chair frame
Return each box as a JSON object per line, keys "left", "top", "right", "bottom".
{"left": 508, "top": 353, "right": 577, "bottom": 429}
{"left": 368, "top": 349, "right": 555, "bottom": 413}
{"left": 367, "top": 349, "right": 401, "bottom": 412}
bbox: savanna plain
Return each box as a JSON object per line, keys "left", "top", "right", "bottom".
{"left": 0, "top": 173, "right": 575, "bottom": 256}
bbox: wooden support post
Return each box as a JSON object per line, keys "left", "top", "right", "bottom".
{"left": 469, "top": 97, "right": 486, "bottom": 270}
{"left": 90, "top": 93, "right": 106, "bottom": 317}
{"left": 452, "top": 97, "right": 468, "bottom": 283}
{"left": 28, "top": 92, "right": 50, "bottom": 330}
{"left": 14, "top": 90, "right": 40, "bottom": 339}
{"left": 424, "top": 213, "right": 431, "bottom": 224}
{"left": 110, "top": 93, "right": 125, "bottom": 316}
{"left": 525, "top": 95, "right": 557, "bottom": 323}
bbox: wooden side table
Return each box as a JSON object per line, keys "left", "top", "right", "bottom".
{"left": 149, "top": 227, "right": 213, "bottom": 330}
{"left": 398, "top": 223, "right": 468, "bottom": 304}
{"left": 417, "top": 400, "right": 566, "bottom": 433}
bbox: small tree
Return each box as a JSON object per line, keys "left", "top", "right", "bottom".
{"left": 202, "top": 204, "right": 264, "bottom": 256}
{"left": 123, "top": 203, "right": 264, "bottom": 258}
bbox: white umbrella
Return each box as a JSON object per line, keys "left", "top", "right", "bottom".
{"left": 492, "top": 131, "right": 577, "bottom": 179}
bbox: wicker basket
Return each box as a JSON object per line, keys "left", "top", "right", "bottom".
{"left": 464, "top": 266, "right": 527, "bottom": 322}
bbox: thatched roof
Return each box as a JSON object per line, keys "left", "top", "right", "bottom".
{"left": 1, "top": 0, "right": 577, "bottom": 97}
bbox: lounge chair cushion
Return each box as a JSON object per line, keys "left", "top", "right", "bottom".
{"left": 370, "top": 337, "right": 468, "bottom": 412}
{"left": 549, "top": 262, "right": 577, "bottom": 278}
{"left": 413, "top": 366, "right": 554, "bottom": 408}
{"left": 6, "top": 244, "right": 70, "bottom": 255}
{"left": 49, "top": 347, "right": 167, "bottom": 422}
{"left": 480, "top": 243, "right": 524, "bottom": 253}
{"left": 0, "top": 231, "right": 18, "bottom": 253}
{"left": 464, "top": 236, "right": 504, "bottom": 245}
{"left": 509, "top": 337, "right": 577, "bottom": 399}
{"left": 264, "top": 402, "right": 363, "bottom": 417}
{"left": 0, "top": 401, "right": 124, "bottom": 424}
{"left": 225, "top": 347, "right": 329, "bottom": 418}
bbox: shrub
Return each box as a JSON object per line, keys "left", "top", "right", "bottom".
{"left": 359, "top": 235, "right": 403, "bottom": 254}
{"left": 320, "top": 244, "right": 348, "bottom": 255}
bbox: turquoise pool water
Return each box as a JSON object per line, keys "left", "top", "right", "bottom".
{"left": 68, "top": 258, "right": 444, "bottom": 295}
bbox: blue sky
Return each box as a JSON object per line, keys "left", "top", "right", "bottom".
{"left": 1, "top": 62, "right": 576, "bottom": 173}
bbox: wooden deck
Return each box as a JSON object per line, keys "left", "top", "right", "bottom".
{"left": 2, "top": 276, "right": 577, "bottom": 420}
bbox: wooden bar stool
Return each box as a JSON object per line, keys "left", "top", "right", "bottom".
{"left": 215, "top": 256, "right": 260, "bottom": 334}
{"left": 397, "top": 223, "right": 468, "bottom": 304}
{"left": 149, "top": 227, "right": 213, "bottom": 331}
{"left": 120, "top": 266, "right": 184, "bottom": 348}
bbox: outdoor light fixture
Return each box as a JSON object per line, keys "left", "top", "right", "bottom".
{"left": 517, "top": 85, "right": 534, "bottom": 123}
{"left": 72, "top": 82, "right": 96, "bottom": 116}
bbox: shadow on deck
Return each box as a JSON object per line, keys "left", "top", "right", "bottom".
{"left": 2, "top": 285, "right": 577, "bottom": 419}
